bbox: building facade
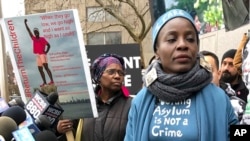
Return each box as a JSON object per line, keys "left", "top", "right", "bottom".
{"left": 24, "top": 0, "right": 250, "bottom": 66}
{"left": 24, "top": 0, "right": 154, "bottom": 67}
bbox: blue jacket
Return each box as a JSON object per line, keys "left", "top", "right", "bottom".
{"left": 124, "top": 84, "right": 238, "bottom": 141}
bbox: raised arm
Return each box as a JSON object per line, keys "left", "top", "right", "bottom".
{"left": 24, "top": 19, "right": 33, "bottom": 38}
{"left": 233, "top": 33, "right": 248, "bottom": 75}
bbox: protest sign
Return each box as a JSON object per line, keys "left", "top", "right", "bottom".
{"left": 1, "top": 9, "right": 98, "bottom": 119}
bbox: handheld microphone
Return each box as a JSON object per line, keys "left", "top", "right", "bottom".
{"left": 0, "top": 116, "right": 18, "bottom": 141}
{"left": 18, "top": 111, "right": 51, "bottom": 136}
{"left": 12, "top": 126, "right": 35, "bottom": 141}
{"left": 8, "top": 98, "right": 25, "bottom": 109}
{"left": 18, "top": 111, "right": 41, "bottom": 136}
{"left": 25, "top": 90, "right": 64, "bottom": 126}
{"left": 46, "top": 92, "right": 59, "bottom": 105}
{"left": 35, "top": 115, "right": 51, "bottom": 130}
{"left": 0, "top": 135, "right": 5, "bottom": 141}
{"left": 34, "top": 130, "right": 58, "bottom": 141}
{"left": 1, "top": 106, "right": 26, "bottom": 125}
{"left": 14, "top": 111, "right": 51, "bottom": 141}
{"left": 39, "top": 91, "right": 58, "bottom": 105}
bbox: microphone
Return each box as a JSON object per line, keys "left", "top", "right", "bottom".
{"left": 25, "top": 90, "right": 64, "bottom": 126}
{"left": 0, "top": 116, "right": 18, "bottom": 141}
{"left": 46, "top": 92, "right": 59, "bottom": 105}
{"left": 1, "top": 106, "right": 26, "bottom": 125}
{"left": 39, "top": 91, "right": 59, "bottom": 104}
{"left": 8, "top": 98, "right": 25, "bottom": 109}
{"left": 0, "top": 135, "right": 5, "bottom": 141}
{"left": 45, "top": 92, "right": 63, "bottom": 124}
{"left": 18, "top": 111, "right": 51, "bottom": 136}
{"left": 0, "top": 98, "right": 9, "bottom": 115}
{"left": 34, "top": 130, "right": 58, "bottom": 141}
{"left": 12, "top": 126, "right": 35, "bottom": 141}
{"left": 18, "top": 111, "right": 41, "bottom": 136}
{"left": 35, "top": 114, "right": 52, "bottom": 130}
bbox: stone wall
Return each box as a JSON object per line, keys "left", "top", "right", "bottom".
{"left": 199, "top": 23, "right": 250, "bottom": 63}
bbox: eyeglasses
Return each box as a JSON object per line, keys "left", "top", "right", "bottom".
{"left": 104, "top": 69, "right": 125, "bottom": 76}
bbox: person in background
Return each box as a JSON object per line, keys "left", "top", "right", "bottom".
{"left": 124, "top": 9, "right": 238, "bottom": 141}
{"left": 56, "top": 54, "right": 132, "bottom": 141}
{"left": 233, "top": 33, "right": 250, "bottom": 124}
{"left": 234, "top": 33, "right": 250, "bottom": 92}
{"left": 189, "top": 10, "right": 201, "bottom": 33}
{"left": 200, "top": 50, "right": 220, "bottom": 86}
{"left": 220, "top": 49, "right": 249, "bottom": 103}
{"left": 81, "top": 53, "right": 132, "bottom": 141}
{"left": 24, "top": 19, "right": 54, "bottom": 87}
{"left": 203, "top": 22, "right": 212, "bottom": 33}
{"left": 200, "top": 50, "right": 246, "bottom": 121}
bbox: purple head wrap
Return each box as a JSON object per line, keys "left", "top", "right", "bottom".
{"left": 91, "top": 54, "right": 125, "bottom": 84}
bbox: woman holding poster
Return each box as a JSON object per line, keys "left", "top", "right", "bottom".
{"left": 81, "top": 53, "right": 132, "bottom": 141}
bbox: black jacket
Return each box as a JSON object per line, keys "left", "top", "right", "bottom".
{"left": 231, "top": 77, "right": 249, "bottom": 103}
{"left": 82, "top": 91, "right": 132, "bottom": 141}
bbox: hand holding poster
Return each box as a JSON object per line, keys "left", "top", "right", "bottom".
{"left": 1, "top": 9, "right": 98, "bottom": 119}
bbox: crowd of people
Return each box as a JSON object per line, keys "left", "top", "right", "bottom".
{"left": 56, "top": 8, "right": 249, "bottom": 141}
{"left": 1, "top": 8, "right": 250, "bottom": 141}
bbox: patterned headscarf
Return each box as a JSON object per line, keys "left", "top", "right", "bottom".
{"left": 91, "top": 54, "right": 125, "bottom": 84}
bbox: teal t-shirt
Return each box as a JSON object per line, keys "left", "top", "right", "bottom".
{"left": 149, "top": 96, "right": 198, "bottom": 141}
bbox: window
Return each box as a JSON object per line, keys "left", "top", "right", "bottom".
{"left": 87, "top": 7, "right": 117, "bottom": 22}
{"left": 87, "top": 32, "right": 121, "bottom": 45}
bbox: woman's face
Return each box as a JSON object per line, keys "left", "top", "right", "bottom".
{"left": 155, "top": 18, "right": 198, "bottom": 74}
{"left": 194, "top": 15, "right": 201, "bottom": 32}
{"left": 99, "top": 63, "right": 124, "bottom": 92}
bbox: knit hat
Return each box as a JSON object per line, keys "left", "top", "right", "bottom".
{"left": 152, "top": 9, "right": 199, "bottom": 52}
{"left": 221, "top": 49, "right": 236, "bottom": 64}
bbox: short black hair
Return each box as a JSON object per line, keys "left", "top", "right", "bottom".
{"left": 200, "top": 50, "right": 219, "bottom": 70}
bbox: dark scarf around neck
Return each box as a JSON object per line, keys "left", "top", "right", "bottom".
{"left": 144, "top": 58, "right": 212, "bottom": 102}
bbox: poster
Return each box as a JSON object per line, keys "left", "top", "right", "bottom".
{"left": 1, "top": 9, "right": 98, "bottom": 119}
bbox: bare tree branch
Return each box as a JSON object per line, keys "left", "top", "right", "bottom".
{"left": 95, "top": 0, "right": 135, "bottom": 31}
{"left": 88, "top": 23, "right": 125, "bottom": 33}
{"left": 93, "top": 0, "right": 151, "bottom": 67}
